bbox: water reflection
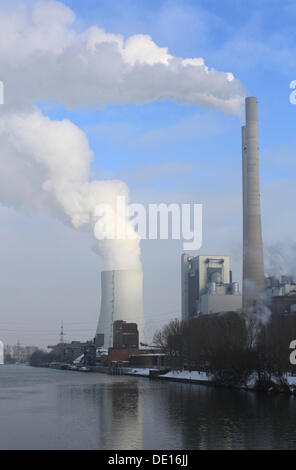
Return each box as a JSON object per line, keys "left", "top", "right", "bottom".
{"left": 1, "top": 365, "right": 296, "bottom": 449}
{"left": 163, "top": 384, "right": 296, "bottom": 449}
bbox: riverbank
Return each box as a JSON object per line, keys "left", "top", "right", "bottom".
{"left": 30, "top": 362, "right": 296, "bottom": 394}
{"left": 126, "top": 368, "right": 296, "bottom": 394}
{"left": 127, "top": 368, "right": 212, "bottom": 384}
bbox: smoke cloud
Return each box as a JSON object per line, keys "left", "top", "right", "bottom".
{"left": 0, "top": 109, "right": 141, "bottom": 270}
{"left": 264, "top": 243, "right": 296, "bottom": 279}
{"left": 0, "top": 0, "right": 245, "bottom": 270}
{"left": 0, "top": 0, "right": 245, "bottom": 114}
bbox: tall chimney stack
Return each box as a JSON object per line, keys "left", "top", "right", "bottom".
{"left": 242, "top": 97, "right": 264, "bottom": 309}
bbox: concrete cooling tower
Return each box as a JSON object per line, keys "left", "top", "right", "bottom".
{"left": 95, "top": 270, "right": 145, "bottom": 349}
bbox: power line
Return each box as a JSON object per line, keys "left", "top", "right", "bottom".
{"left": 0, "top": 313, "right": 180, "bottom": 324}
{"left": 0, "top": 328, "right": 95, "bottom": 332}
{"left": 0, "top": 321, "right": 97, "bottom": 325}
{"left": 0, "top": 332, "right": 92, "bottom": 336}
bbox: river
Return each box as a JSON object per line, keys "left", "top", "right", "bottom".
{"left": 0, "top": 364, "right": 296, "bottom": 450}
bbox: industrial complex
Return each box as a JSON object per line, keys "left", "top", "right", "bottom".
{"left": 10, "top": 96, "right": 295, "bottom": 371}
{"left": 181, "top": 97, "right": 263, "bottom": 321}
{"left": 91, "top": 97, "right": 296, "bottom": 367}
{"left": 181, "top": 97, "right": 296, "bottom": 324}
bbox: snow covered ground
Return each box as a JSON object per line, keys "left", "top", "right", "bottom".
{"left": 286, "top": 376, "right": 296, "bottom": 386}
{"left": 127, "top": 368, "right": 211, "bottom": 381}
{"left": 126, "top": 368, "right": 296, "bottom": 393}
{"left": 158, "top": 370, "right": 211, "bottom": 381}
{"left": 128, "top": 368, "right": 151, "bottom": 376}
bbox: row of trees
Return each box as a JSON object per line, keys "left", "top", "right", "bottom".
{"left": 30, "top": 349, "right": 62, "bottom": 367}
{"left": 153, "top": 311, "right": 296, "bottom": 389}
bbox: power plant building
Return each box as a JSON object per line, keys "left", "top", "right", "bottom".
{"left": 265, "top": 275, "right": 296, "bottom": 297}
{"left": 264, "top": 275, "right": 296, "bottom": 315}
{"left": 181, "top": 254, "right": 242, "bottom": 319}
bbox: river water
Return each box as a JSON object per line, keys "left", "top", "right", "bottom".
{"left": 0, "top": 364, "right": 296, "bottom": 450}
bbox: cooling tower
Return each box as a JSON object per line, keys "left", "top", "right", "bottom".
{"left": 96, "top": 270, "right": 145, "bottom": 349}
{"left": 242, "top": 97, "right": 264, "bottom": 309}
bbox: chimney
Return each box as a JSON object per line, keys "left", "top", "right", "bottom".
{"left": 242, "top": 97, "right": 264, "bottom": 309}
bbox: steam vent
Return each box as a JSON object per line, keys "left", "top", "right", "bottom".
{"left": 242, "top": 97, "right": 265, "bottom": 310}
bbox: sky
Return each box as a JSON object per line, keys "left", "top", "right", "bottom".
{"left": 0, "top": 0, "right": 295, "bottom": 347}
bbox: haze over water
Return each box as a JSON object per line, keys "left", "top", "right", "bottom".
{"left": 0, "top": 365, "right": 296, "bottom": 450}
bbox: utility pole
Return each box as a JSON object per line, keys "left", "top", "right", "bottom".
{"left": 59, "top": 321, "right": 64, "bottom": 344}
{"left": 16, "top": 340, "right": 21, "bottom": 363}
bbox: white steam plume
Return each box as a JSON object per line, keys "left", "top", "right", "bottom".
{"left": 0, "top": 109, "right": 141, "bottom": 270}
{"left": 0, "top": 0, "right": 245, "bottom": 114}
{"left": 0, "top": 0, "right": 245, "bottom": 270}
{"left": 264, "top": 243, "right": 296, "bottom": 279}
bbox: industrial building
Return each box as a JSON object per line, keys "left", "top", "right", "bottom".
{"left": 181, "top": 97, "right": 265, "bottom": 318}
{"left": 129, "top": 352, "right": 166, "bottom": 369}
{"left": 265, "top": 275, "right": 296, "bottom": 315}
{"left": 181, "top": 254, "right": 242, "bottom": 319}
{"left": 113, "top": 320, "right": 139, "bottom": 349}
{"left": 106, "top": 320, "right": 166, "bottom": 369}
{"left": 265, "top": 275, "right": 296, "bottom": 297}
{"left": 48, "top": 340, "right": 96, "bottom": 366}
{"left": 181, "top": 98, "right": 271, "bottom": 318}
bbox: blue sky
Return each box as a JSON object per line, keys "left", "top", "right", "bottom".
{"left": 41, "top": 0, "right": 296, "bottom": 189}
{"left": 0, "top": 0, "right": 295, "bottom": 346}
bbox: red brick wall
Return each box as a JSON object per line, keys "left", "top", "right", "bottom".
{"left": 108, "top": 348, "right": 132, "bottom": 365}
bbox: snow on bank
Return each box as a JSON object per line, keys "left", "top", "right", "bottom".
{"left": 127, "top": 369, "right": 211, "bottom": 382}
{"left": 127, "top": 368, "right": 296, "bottom": 393}
{"left": 159, "top": 370, "right": 211, "bottom": 381}
{"left": 287, "top": 376, "right": 296, "bottom": 386}
{"left": 129, "top": 368, "right": 150, "bottom": 376}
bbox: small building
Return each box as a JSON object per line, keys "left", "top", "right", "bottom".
{"left": 108, "top": 348, "right": 131, "bottom": 366}
{"left": 108, "top": 344, "right": 167, "bottom": 369}
{"left": 113, "top": 320, "right": 139, "bottom": 349}
{"left": 106, "top": 320, "right": 139, "bottom": 367}
{"left": 48, "top": 341, "right": 96, "bottom": 366}
{"left": 103, "top": 321, "right": 168, "bottom": 368}
{"left": 129, "top": 352, "right": 166, "bottom": 368}
{"left": 83, "top": 342, "right": 96, "bottom": 366}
